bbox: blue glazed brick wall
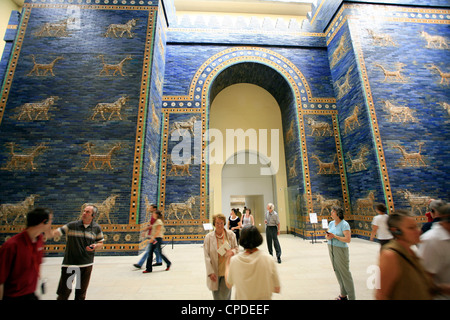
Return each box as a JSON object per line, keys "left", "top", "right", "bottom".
{"left": 0, "top": 1, "right": 159, "bottom": 255}
{"left": 325, "top": 3, "right": 450, "bottom": 237}
{"left": 1, "top": 0, "right": 448, "bottom": 249}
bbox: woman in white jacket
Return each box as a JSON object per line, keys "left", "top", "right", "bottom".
{"left": 203, "top": 213, "right": 238, "bottom": 300}
{"left": 225, "top": 225, "right": 281, "bottom": 300}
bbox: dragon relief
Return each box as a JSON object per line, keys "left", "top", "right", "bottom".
{"left": 82, "top": 142, "right": 122, "bottom": 170}
{"left": 2, "top": 142, "right": 47, "bottom": 171}
{"left": 392, "top": 142, "right": 427, "bottom": 167}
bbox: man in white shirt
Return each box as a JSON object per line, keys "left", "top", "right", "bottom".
{"left": 418, "top": 204, "right": 450, "bottom": 300}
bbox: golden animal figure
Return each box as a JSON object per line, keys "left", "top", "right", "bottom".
{"left": 27, "top": 55, "right": 64, "bottom": 76}
{"left": 166, "top": 196, "right": 196, "bottom": 220}
{"left": 393, "top": 142, "right": 427, "bottom": 167}
{"left": 315, "top": 193, "right": 341, "bottom": 215}
{"left": 151, "top": 103, "right": 160, "bottom": 131}
{"left": 105, "top": 19, "right": 138, "bottom": 38}
{"left": 288, "top": 155, "right": 298, "bottom": 178}
{"left": 331, "top": 34, "right": 349, "bottom": 67}
{"left": 91, "top": 96, "right": 128, "bottom": 121}
{"left": 83, "top": 142, "right": 122, "bottom": 170}
{"left": 98, "top": 55, "right": 132, "bottom": 76}
{"left": 307, "top": 117, "right": 332, "bottom": 136}
{"left": 80, "top": 194, "right": 119, "bottom": 225}
{"left": 167, "top": 155, "right": 195, "bottom": 177}
{"left": 427, "top": 64, "right": 450, "bottom": 85}
{"left": 343, "top": 105, "right": 360, "bottom": 134}
{"left": 438, "top": 102, "right": 450, "bottom": 117}
{"left": 0, "top": 194, "right": 38, "bottom": 225}
{"left": 381, "top": 100, "right": 416, "bottom": 122}
{"left": 3, "top": 142, "right": 47, "bottom": 171}
{"left": 285, "top": 120, "right": 295, "bottom": 144}
{"left": 170, "top": 116, "right": 198, "bottom": 136}
{"left": 399, "top": 189, "right": 432, "bottom": 215}
{"left": 310, "top": 153, "right": 338, "bottom": 175}
{"left": 374, "top": 63, "right": 407, "bottom": 82}
{"left": 336, "top": 66, "right": 353, "bottom": 100}
{"left": 356, "top": 191, "right": 376, "bottom": 215}
{"left": 346, "top": 146, "right": 369, "bottom": 173}
{"left": 35, "top": 17, "right": 75, "bottom": 37}
{"left": 367, "top": 29, "right": 396, "bottom": 47}
{"left": 420, "top": 31, "right": 448, "bottom": 49}
{"left": 148, "top": 148, "right": 157, "bottom": 175}
{"left": 17, "top": 96, "right": 58, "bottom": 121}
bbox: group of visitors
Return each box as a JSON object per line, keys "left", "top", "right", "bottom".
{"left": 1, "top": 199, "right": 449, "bottom": 300}
{"left": 370, "top": 200, "right": 450, "bottom": 300}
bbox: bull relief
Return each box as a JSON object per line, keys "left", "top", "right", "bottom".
{"left": 0, "top": 194, "right": 38, "bottom": 225}
{"left": 166, "top": 196, "right": 196, "bottom": 220}
{"left": 330, "top": 33, "right": 350, "bottom": 68}
{"left": 104, "top": 19, "right": 138, "bottom": 38}
{"left": 420, "top": 31, "right": 449, "bottom": 49}
{"left": 17, "top": 96, "right": 59, "bottom": 121}
{"left": 343, "top": 105, "right": 360, "bottom": 134}
{"left": 168, "top": 155, "right": 196, "bottom": 177}
{"left": 438, "top": 102, "right": 450, "bottom": 117}
{"left": 307, "top": 117, "right": 332, "bottom": 137}
{"left": 366, "top": 29, "right": 396, "bottom": 47}
{"left": 34, "top": 17, "right": 76, "bottom": 37}
{"left": 90, "top": 96, "right": 128, "bottom": 121}
{"left": 314, "top": 193, "right": 341, "bottom": 215}
{"left": 80, "top": 194, "right": 119, "bottom": 225}
{"left": 381, "top": 100, "right": 417, "bottom": 123}
{"left": 355, "top": 191, "right": 376, "bottom": 215}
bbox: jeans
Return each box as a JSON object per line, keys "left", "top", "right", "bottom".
{"left": 145, "top": 238, "right": 171, "bottom": 272}
{"left": 137, "top": 240, "right": 162, "bottom": 267}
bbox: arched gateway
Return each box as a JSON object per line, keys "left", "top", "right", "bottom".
{"left": 159, "top": 47, "right": 347, "bottom": 242}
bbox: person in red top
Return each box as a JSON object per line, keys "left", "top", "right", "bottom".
{"left": 0, "top": 208, "right": 53, "bottom": 300}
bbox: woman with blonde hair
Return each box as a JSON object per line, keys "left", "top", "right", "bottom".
{"left": 203, "top": 213, "right": 238, "bottom": 300}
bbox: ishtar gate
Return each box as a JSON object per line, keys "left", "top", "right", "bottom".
{"left": 0, "top": 0, "right": 449, "bottom": 256}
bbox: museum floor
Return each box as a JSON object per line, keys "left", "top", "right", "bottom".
{"left": 38, "top": 234, "right": 380, "bottom": 300}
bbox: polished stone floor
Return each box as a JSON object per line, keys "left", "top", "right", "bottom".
{"left": 38, "top": 234, "right": 381, "bottom": 300}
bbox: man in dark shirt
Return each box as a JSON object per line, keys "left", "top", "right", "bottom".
{"left": 53, "top": 204, "right": 104, "bottom": 300}
{"left": 0, "top": 208, "right": 53, "bottom": 300}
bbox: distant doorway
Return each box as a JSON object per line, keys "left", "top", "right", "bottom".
{"left": 222, "top": 151, "right": 275, "bottom": 233}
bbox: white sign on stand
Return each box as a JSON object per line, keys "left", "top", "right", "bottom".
{"left": 322, "top": 219, "right": 329, "bottom": 229}
{"left": 309, "top": 213, "right": 318, "bottom": 224}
